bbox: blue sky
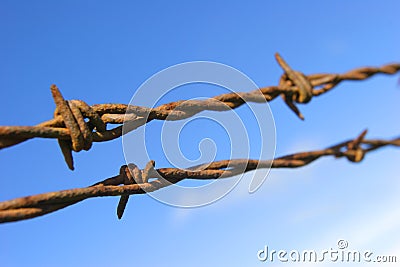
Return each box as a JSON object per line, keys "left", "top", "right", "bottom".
{"left": 0, "top": 1, "right": 399, "bottom": 266}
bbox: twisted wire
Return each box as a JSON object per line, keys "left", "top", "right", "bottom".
{"left": 1, "top": 53, "right": 399, "bottom": 169}
{"left": 0, "top": 130, "right": 399, "bottom": 223}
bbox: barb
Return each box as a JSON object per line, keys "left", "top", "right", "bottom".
{"left": 0, "top": 54, "right": 399, "bottom": 169}
{"left": 0, "top": 130, "right": 399, "bottom": 224}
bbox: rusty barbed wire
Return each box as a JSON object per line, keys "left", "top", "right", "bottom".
{"left": 0, "top": 129, "right": 399, "bottom": 223}
{"left": 0, "top": 53, "right": 399, "bottom": 169}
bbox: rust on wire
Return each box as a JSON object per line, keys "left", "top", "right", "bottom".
{"left": 0, "top": 130, "right": 399, "bottom": 223}
{"left": 0, "top": 54, "right": 399, "bottom": 169}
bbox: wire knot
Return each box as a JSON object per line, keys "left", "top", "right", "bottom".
{"left": 275, "top": 53, "right": 313, "bottom": 104}
{"left": 343, "top": 130, "right": 367, "bottom": 163}
{"left": 275, "top": 53, "right": 314, "bottom": 120}
{"left": 50, "top": 85, "right": 106, "bottom": 170}
{"left": 117, "top": 161, "right": 156, "bottom": 219}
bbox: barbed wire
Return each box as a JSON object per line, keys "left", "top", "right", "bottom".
{"left": 1, "top": 53, "right": 399, "bottom": 169}
{"left": 0, "top": 129, "right": 399, "bottom": 223}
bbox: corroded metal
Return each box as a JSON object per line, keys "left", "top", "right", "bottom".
{"left": 0, "top": 131, "right": 399, "bottom": 223}
{"left": 0, "top": 55, "right": 398, "bottom": 169}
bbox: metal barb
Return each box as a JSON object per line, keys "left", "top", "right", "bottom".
{"left": 0, "top": 132, "right": 399, "bottom": 223}
{"left": 0, "top": 58, "right": 398, "bottom": 169}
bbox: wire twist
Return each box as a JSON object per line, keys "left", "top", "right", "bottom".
{"left": 0, "top": 130, "right": 399, "bottom": 223}
{"left": 0, "top": 54, "right": 399, "bottom": 170}
{"left": 51, "top": 85, "right": 107, "bottom": 169}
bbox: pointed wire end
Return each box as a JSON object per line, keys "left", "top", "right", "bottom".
{"left": 291, "top": 107, "right": 305, "bottom": 120}
{"left": 65, "top": 152, "right": 75, "bottom": 170}
{"left": 116, "top": 195, "right": 129, "bottom": 220}
{"left": 358, "top": 129, "right": 368, "bottom": 140}
{"left": 282, "top": 95, "right": 305, "bottom": 120}
{"left": 117, "top": 210, "right": 124, "bottom": 220}
{"left": 291, "top": 104, "right": 305, "bottom": 120}
{"left": 50, "top": 84, "right": 62, "bottom": 100}
{"left": 50, "top": 84, "right": 58, "bottom": 92}
{"left": 58, "top": 139, "right": 75, "bottom": 170}
{"left": 274, "top": 52, "right": 287, "bottom": 70}
{"left": 117, "top": 203, "right": 125, "bottom": 220}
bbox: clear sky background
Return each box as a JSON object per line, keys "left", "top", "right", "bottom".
{"left": 0, "top": 1, "right": 399, "bottom": 266}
